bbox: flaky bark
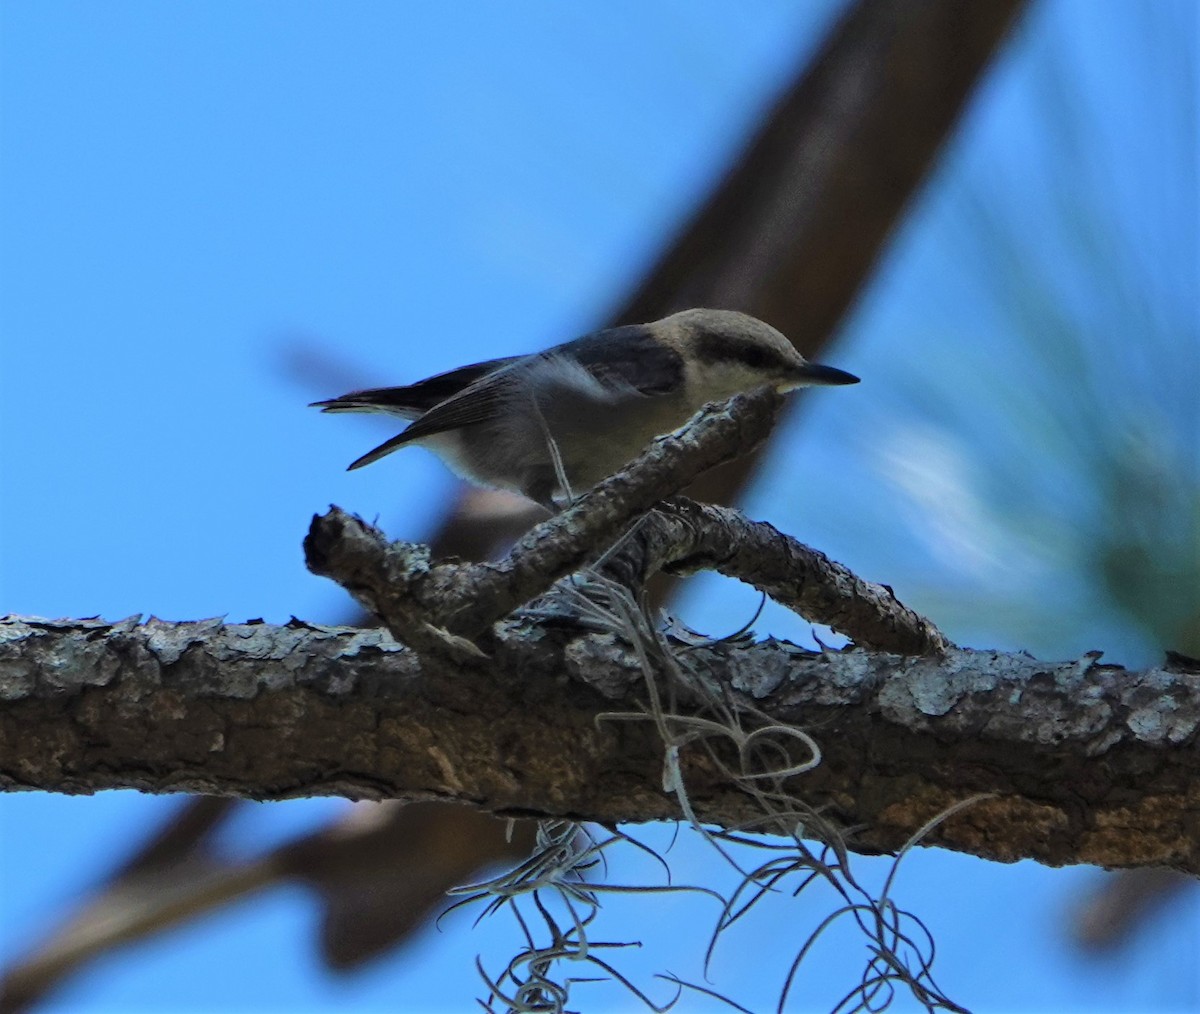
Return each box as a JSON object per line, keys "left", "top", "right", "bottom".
{"left": 2, "top": 613, "right": 1196, "bottom": 874}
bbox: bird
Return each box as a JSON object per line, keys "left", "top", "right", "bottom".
{"left": 312, "top": 308, "right": 859, "bottom": 510}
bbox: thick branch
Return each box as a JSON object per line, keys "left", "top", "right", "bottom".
{"left": 2, "top": 615, "right": 1196, "bottom": 874}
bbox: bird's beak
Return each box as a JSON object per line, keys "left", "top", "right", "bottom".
{"left": 792, "top": 362, "right": 860, "bottom": 386}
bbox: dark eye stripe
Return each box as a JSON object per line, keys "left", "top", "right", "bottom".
{"left": 692, "top": 333, "right": 786, "bottom": 372}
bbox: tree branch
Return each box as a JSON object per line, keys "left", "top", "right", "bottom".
{"left": 602, "top": 497, "right": 953, "bottom": 655}
{"left": 2, "top": 615, "right": 1196, "bottom": 874}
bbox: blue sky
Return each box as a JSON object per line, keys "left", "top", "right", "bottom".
{"left": 2, "top": 1, "right": 1197, "bottom": 1012}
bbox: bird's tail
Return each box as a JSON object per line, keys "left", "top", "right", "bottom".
{"left": 345, "top": 431, "right": 418, "bottom": 471}
{"left": 309, "top": 386, "right": 426, "bottom": 420}
{"left": 310, "top": 355, "right": 524, "bottom": 419}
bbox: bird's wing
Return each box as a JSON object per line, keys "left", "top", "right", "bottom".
{"left": 386, "top": 324, "right": 680, "bottom": 443}
{"left": 311, "top": 355, "right": 524, "bottom": 418}
{"left": 565, "top": 325, "right": 684, "bottom": 397}
{"left": 341, "top": 326, "right": 686, "bottom": 471}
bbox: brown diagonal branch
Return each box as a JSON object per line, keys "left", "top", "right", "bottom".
{"left": 613, "top": 0, "right": 1027, "bottom": 335}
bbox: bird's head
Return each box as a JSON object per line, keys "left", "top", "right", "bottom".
{"left": 662, "top": 308, "right": 859, "bottom": 403}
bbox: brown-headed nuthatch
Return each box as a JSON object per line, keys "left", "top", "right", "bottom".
{"left": 313, "top": 308, "right": 858, "bottom": 509}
